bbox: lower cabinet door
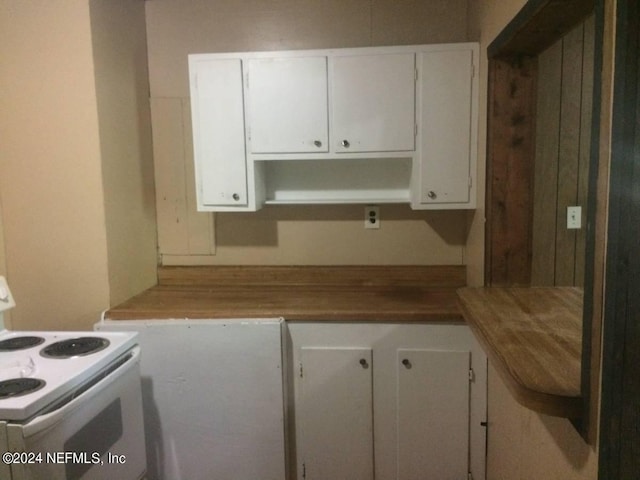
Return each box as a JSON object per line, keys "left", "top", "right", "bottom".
{"left": 397, "top": 349, "right": 471, "bottom": 480}
{"left": 299, "top": 347, "right": 374, "bottom": 480}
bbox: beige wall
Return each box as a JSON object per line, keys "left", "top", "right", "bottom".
{"left": 472, "top": 1, "right": 599, "bottom": 479}
{"left": 487, "top": 365, "right": 598, "bottom": 480}
{"left": 89, "top": 0, "right": 158, "bottom": 306}
{"left": 145, "top": 0, "right": 476, "bottom": 266}
{"left": 0, "top": 0, "right": 156, "bottom": 330}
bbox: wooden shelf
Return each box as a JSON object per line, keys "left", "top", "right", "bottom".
{"left": 457, "top": 287, "right": 583, "bottom": 418}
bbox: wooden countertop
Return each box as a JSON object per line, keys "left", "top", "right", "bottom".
{"left": 104, "top": 265, "right": 466, "bottom": 323}
{"left": 457, "top": 287, "right": 583, "bottom": 418}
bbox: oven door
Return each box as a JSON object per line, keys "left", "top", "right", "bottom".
{"left": 7, "top": 346, "right": 146, "bottom": 480}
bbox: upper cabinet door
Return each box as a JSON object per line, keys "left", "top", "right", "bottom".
{"left": 190, "top": 58, "right": 248, "bottom": 207}
{"left": 418, "top": 49, "right": 474, "bottom": 204}
{"left": 332, "top": 53, "right": 416, "bottom": 153}
{"left": 247, "top": 56, "right": 329, "bottom": 154}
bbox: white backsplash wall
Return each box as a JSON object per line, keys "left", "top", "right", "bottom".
{"left": 145, "top": 0, "right": 473, "bottom": 266}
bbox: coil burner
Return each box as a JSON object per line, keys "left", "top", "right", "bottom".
{"left": 40, "top": 337, "right": 110, "bottom": 359}
{"left": 0, "top": 336, "right": 46, "bottom": 352}
{"left": 0, "top": 378, "right": 46, "bottom": 399}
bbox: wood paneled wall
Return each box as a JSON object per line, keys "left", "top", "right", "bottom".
{"left": 531, "top": 17, "right": 595, "bottom": 286}
{"left": 485, "top": 56, "right": 538, "bottom": 286}
{"left": 484, "top": 0, "right": 600, "bottom": 444}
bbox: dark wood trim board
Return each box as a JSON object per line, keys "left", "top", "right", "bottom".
{"left": 598, "top": 0, "right": 640, "bottom": 477}
{"left": 485, "top": 0, "right": 602, "bottom": 442}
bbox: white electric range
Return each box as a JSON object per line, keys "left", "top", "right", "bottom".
{"left": 0, "top": 277, "right": 146, "bottom": 480}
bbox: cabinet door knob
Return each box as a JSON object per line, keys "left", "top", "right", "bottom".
{"left": 427, "top": 190, "right": 437, "bottom": 199}
{"left": 359, "top": 358, "right": 369, "bottom": 369}
{"left": 313, "top": 140, "right": 322, "bottom": 147}
{"left": 402, "top": 358, "right": 412, "bottom": 369}
{"left": 232, "top": 193, "right": 240, "bottom": 201}
{"left": 340, "top": 139, "right": 350, "bottom": 148}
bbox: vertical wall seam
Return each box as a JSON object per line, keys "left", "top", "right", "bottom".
{"left": 553, "top": 38, "right": 565, "bottom": 285}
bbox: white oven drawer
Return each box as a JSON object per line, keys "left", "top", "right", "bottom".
{"left": 7, "top": 347, "right": 146, "bottom": 480}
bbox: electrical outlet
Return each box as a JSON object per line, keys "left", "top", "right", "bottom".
{"left": 365, "top": 206, "right": 380, "bottom": 229}
{"left": 567, "top": 206, "right": 582, "bottom": 229}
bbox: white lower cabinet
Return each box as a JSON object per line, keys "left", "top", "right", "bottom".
{"left": 299, "top": 347, "right": 375, "bottom": 479}
{"left": 288, "top": 323, "right": 487, "bottom": 480}
{"left": 397, "top": 349, "right": 470, "bottom": 480}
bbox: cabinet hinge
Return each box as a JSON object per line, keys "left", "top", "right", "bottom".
{"left": 468, "top": 368, "right": 475, "bottom": 382}
{"left": 299, "top": 362, "right": 304, "bottom": 378}
{"left": 302, "top": 462, "right": 306, "bottom": 479}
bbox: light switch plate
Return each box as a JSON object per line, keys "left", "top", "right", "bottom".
{"left": 567, "top": 206, "right": 582, "bottom": 229}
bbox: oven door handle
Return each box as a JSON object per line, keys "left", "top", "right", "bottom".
{"left": 21, "top": 346, "right": 141, "bottom": 438}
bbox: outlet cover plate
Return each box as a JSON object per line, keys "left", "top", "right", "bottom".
{"left": 365, "top": 206, "right": 380, "bottom": 229}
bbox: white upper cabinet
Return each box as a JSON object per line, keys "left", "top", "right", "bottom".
{"left": 188, "top": 43, "right": 478, "bottom": 211}
{"left": 247, "top": 56, "right": 329, "bottom": 154}
{"left": 247, "top": 53, "right": 415, "bottom": 156}
{"left": 332, "top": 53, "right": 416, "bottom": 153}
{"left": 414, "top": 48, "right": 477, "bottom": 207}
{"left": 189, "top": 58, "right": 249, "bottom": 209}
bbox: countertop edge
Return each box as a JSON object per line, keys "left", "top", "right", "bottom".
{"left": 457, "top": 287, "right": 583, "bottom": 419}
{"left": 104, "top": 288, "right": 465, "bottom": 323}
